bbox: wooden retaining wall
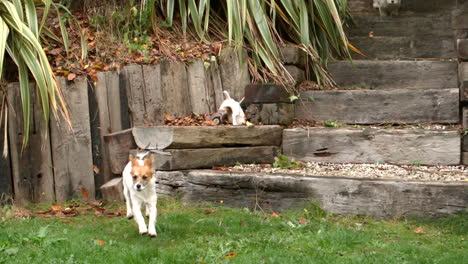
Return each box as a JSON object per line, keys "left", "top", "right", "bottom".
{"left": 1, "top": 54, "right": 250, "bottom": 203}
{"left": 155, "top": 170, "right": 467, "bottom": 219}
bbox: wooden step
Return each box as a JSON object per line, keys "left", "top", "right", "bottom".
{"left": 346, "top": 13, "right": 452, "bottom": 38}
{"left": 156, "top": 170, "right": 467, "bottom": 218}
{"left": 282, "top": 128, "right": 460, "bottom": 165}
{"left": 295, "top": 89, "right": 459, "bottom": 124}
{"left": 348, "top": 0, "right": 457, "bottom": 15}
{"left": 349, "top": 36, "right": 455, "bottom": 59}
{"left": 329, "top": 60, "right": 458, "bottom": 89}
{"left": 143, "top": 146, "right": 279, "bottom": 171}
{"left": 132, "top": 125, "right": 283, "bottom": 150}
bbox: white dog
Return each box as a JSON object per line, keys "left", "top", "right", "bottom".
{"left": 122, "top": 152, "right": 158, "bottom": 237}
{"left": 217, "top": 91, "right": 246, "bottom": 126}
{"left": 373, "top": 0, "right": 401, "bottom": 16}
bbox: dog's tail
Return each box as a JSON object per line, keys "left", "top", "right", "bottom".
{"left": 223, "top": 90, "right": 231, "bottom": 100}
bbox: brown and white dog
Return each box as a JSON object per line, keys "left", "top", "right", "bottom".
{"left": 123, "top": 152, "right": 158, "bottom": 237}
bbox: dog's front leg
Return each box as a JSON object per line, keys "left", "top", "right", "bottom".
{"left": 123, "top": 184, "right": 133, "bottom": 219}
{"left": 147, "top": 197, "right": 158, "bottom": 237}
{"left": 131, "top": 198, "right": 148, "bottom": 235}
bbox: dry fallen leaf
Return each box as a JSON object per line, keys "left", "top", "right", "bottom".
{"left": 246, "top": 121, "right": 254, "bottom": 127}
{"left": 299, "top": 217, "right": 308, "bottom": 224}
{"left": 81, "top": 187, "right": 89, "bottom": 200}
{"left": 225, "top": 252, "right": 237, "bottom": 259}
{"left": 204, "top": 209, "right": 214, "bottom": 215}
{"left": 96, "top": 239, "right": 106, "bottom": 246}
{"left": 93, "top": 165, "right": 100, "bottom": 174}
{"left": 67, "top": 72, "right": 77, "bottom": 81}
{"left": 164, "top": 113, "right": 173, "bottom": 121}
{"left": 51, "top": 204, "right": 64, "bottom": 212}
{"left": 413, "top": 226, "right": 425, "bottom": 234}
{"left": 271, "top": 212, "right": 280, "bottom": 218}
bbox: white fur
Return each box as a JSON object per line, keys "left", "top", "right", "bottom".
{"left": 122, "top": 161, "right": 158, "bottom": 237}
{"left": 218, "top": 91, "right": 246, "bottom": 126}
{"left": 373, "top": 0, "right": 401, "bottom": 16}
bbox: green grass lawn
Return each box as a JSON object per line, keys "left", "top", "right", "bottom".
{"left": 0, "top": 198, "right": 466, "bottom": 264}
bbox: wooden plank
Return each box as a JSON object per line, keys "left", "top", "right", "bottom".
{"left": 219, "top": 49, "right": 251, "bottom": 102}
{"left": 100, "top": 177, "right": 124, "bottom": 202}
{"left": 458, "top": 38, "right": 468, "bottom": 59}
{"left": 459, "top": 62, "right": 468, "bottom": 101}
{"left": 295, "top": 89, "right": 459, "bottom": 124}
{"left": 103, "top": 128, "right": 136, "bottom": 174}
{"left": 349, "top": 36, "right": 455, "bottom": 59}
{"left": 187, "top": 60, "right": 216, "bottom": 114}
{"left": 121, "top": 65, "right": 146, "bottom": 126}
{"left": 280, "top": 46, "right": 306, "bottom": 66}
{"left": 142, "top": 64, "right": 164, "bottom": 125}
{"left": 164, "top": 170, "right": 467, "bottom": 218}
{"left": 245, "top": 84, "right": 291, "bottom": 103}
{"left": 144, "top": 146, "right": 279, "bottom": 171}
{"left": 285, "top": 65, "right": 305, "bottom": 84}
{"left": 246, "top": 103, "right": 294, "bottom": 125}
{"left": 282, "top": 128, "right": 460, "bottom": 165}
{"left": 347, "top": 0, "right": 457, "bottom": 14}
{"left": 160, "top": 60, "right": 192, "bottom": 118}
{"left": 205, "top": 58, "right": 224, "bottom": 110}
{"left": 347, "top": 13, "right": 453, "bottom": 38}
{"left": 0, "top": 89, "right": 12, "bottom": 198}
{"left": 95, "top": 71, "right": 122, "bottom": 183}
{"left": 51, "top": 77, "right": 95, "bottom": 201}
{"left": 8, "top": 83, "right": 55, "bottom": 203}
{"left": 96, "top": 71, "right": 123, "bottom": 133}
{"left": 329, "top": 60, "right": 458, "bottom": 89}
{"left": 132, "top": 125, "right": 283, "bottom": 150}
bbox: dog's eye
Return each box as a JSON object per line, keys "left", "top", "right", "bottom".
{"left": 132, "top": 176, "right": 137, "bottom": 180}
{"left": 142, "top": 176, "right": 148, "bottom": 180}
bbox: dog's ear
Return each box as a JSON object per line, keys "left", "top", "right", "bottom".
{"left": 129, "top": 154, "right": 138, "bottom": 166}
{"left": 144, "top": 153, "right": 154, "bottom": 168}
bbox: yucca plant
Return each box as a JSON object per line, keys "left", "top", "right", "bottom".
{"left": 0, "top": 0, "right": 83, "bottom": 154}
{"left": 153, "top": 0, "right": 352, "bottom": 87}
{"left": 81, "top": 0, "right": 351, "bottom": 88}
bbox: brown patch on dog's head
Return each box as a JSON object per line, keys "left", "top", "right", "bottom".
{"left": 129, "top": 153, "right": 155, "bottom": 190}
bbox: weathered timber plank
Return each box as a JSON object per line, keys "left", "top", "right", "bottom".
{"left": 219, "top": 49, "right": 251, "bottom": 102}
{"left": 280, "top": 46, "right": 306, "bottom": 66}
{"left": 463, "top": 152, "right": 468, "bottom": 165}
{"left": 166, "top": 170, "right": 467, "bottom": 218}
{"left": 103, "top": 128, "right": 137, "bottom": 174}
{"left": 205, "top": 58, "right": 224, "bottom": 110}
{"left": 245, "top": 84, "right": 291, "bottom": 103}
{"left": 160, "top": 60, "right": 192, "bottom": 118}
{"left": 246, "top": 103, "right": 294, "bottom": 125}
{"left": 295, "top": 89, "right": 459, "bottom": 124}
{"left": 329, "top": 60, "right": 458, "bottom": 89}
{"left": 95, "top": 71, "right": 123, "bottom": 183}
{"left": 100, "top": 177, "right": 124, "bottom": 202}
{"left": 8, "top": 83, "right": 54, "bottom": 203}
{"left": 460, "top": 62, "right": 468, "bottom": 101}
{"left": 122, "top": 64, "right": 166, "bottom": 126}
{"left": 285, "top": 65, "right": 305, "bottom": 84}
{"left": 347, "top": 0, "right": 457, "bottom": 14}
{"left": 146, "top": 146, "right": 279, "bottom": 170}
{"left": 0, "top": 89, "right": 12, "bottom": 198}
{"left": 347, "top": 13, "right": 453, "bottom": 38}
{"left": 458, "top": 38, "right": 468, "bottom": 60}
{"left": 51, "top": 77, "right": 95, "bottom": 201}
{"left": 96, "top": 71, "right": 124, "bottom": 134}
{"left": 282, "top": 128, "right": 460, "bottom": 165}
{"left": 349, "top": 36, "right": 455, "bottom": 59}
{"left": 121, "top": 65, "right": 146, "bottom": 126}
{"left": 132, "top": 125, "right": 283, "bottom": 150}
{"left": 187, "top": 60, "right": 217, "bottom": 114}
{"left": 142, "top": 64, "right": 164, "bottom": 125}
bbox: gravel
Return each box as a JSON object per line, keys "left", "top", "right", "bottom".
{"left": 230, "top": 162, "right": 468, "bottom": 182}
